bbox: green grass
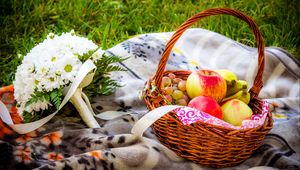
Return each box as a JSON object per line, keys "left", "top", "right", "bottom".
{"left": 1, "top": 0, "right": 299, "bottom": 86}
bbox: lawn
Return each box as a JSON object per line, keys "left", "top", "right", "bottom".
{"left": 0, "top": 0, "right": 299, "bottom": 86}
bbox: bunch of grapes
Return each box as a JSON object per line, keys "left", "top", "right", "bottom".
{"left": 161, "top": 73, "right": 190, "bottom": 106}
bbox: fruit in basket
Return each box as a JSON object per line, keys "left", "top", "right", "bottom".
{"left": 221, "top": 99, "right": 253, "bottom": 126}
{"left": 215, "top": 69, "right": 238, "bottom": 87}
{"left": 214, "top": 69, "right": 249, "bottom": 97}
{"left": 165, "top": 94, "right": 173, "bottom": 103}
{"left": 178, "top": 80, "right": 187, "bottom": 91}
{"left": 172, "top": 90, "right": 184, "bottom": 100}
{"left": 188, "top": 96, "right": 223, "bottom": 119}
{"left": 226, "top": 80, "right": 248, "bottom": 97}
{"left": 173, "top": 78, "right": 182, "bottom": 84}
{"left": 176, "top": 98, "right": 188, "bottom": 106}
{"left": 168, "top": 73, "right": 176, "bottom": 79}
{"left": 186, "top": 70, "right": 227, "bottom": 102}
{"left": 162, "top": 76, "right": 172, "bottom": 87}
{"left": 222, "top": 89, "right": 251, "bottom": 104}
{"left": 161, "top": 75, "right": 189, "bottom": 106}
{"left": 163, "top": 86, "right": 173, "bottom": 95}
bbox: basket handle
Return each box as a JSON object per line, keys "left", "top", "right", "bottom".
{"left": 153, "top": 8, "right": 265, "bottom": 98}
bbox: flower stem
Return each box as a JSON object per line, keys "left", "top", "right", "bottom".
{"left": 69, "top": 88, "right": 100, "bottom": 128}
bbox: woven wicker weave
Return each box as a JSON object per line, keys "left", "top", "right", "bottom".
{"left": 142, "top": 8, "right": 273, "bottom": 168}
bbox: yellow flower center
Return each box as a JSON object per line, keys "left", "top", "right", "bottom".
{"left": 51, "top": 57, "right": 57, "bottom": 62}
{"left": 64, "top": 64, "right": 72, "bottom": 72}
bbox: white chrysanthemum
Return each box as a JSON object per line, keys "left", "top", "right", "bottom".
{"left": 14, "top": 30, "right": 101, "bottom": 115}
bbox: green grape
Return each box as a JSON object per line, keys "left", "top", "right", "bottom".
{"left": 176, "top": 99, "right": 188, "bottom": 106}
{"left": 178, "top": 80, "right": 186, "bottom": 91}
{"left": 162, "top": 76, "right": 172, "bottom": 87}
{"left": 173, "top": 78, "right": 182, "bottom": 84}
{"left": 164, "top": 86, "right": 173, "bottom": 95}
{"left": 168, "top": 73, "right": 176, "bottom": 79}
{"left": 172, "top": 90, "right": 183, "bottom": 100}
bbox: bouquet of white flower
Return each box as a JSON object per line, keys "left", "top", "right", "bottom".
{"left": 13, "top": 30, "right": 125, "bottom": 128}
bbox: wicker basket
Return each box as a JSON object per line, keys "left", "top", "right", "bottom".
{"left": 142, "top": 8, "right": 273, "bottom": 168}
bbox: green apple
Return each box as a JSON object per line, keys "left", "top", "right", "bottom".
{"left": 221, "top": 99, "right": 253, "bottom": 126}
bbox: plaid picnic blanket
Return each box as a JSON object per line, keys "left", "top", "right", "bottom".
{"left": 1, "top": 28, "right": 299, "bottom": 170}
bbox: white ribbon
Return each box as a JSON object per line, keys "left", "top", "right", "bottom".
{"left": 0, "top": 100, "right": 13, "bottom": 125}
{"left": 0, "top": 59, "right": 96, "bottom": 134}
{"left": 81, "top": 92, "right": 96, "bottom": 116}
{"left": 131, "top": 105, "right": 182, "bottom": 138}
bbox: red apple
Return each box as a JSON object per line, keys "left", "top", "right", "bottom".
{"left": 221, "top": 99, "right": 253, "bottom": 126}
{"left": 186, "top": 70, "right": 227, "bottom": 103}
{"left": 188, "top": 96, "right": 223, "bottom": 119}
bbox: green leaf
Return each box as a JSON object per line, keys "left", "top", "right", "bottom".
{"left": 84, "top": 53, "right": 127, "bottom": 97}
{"left": 25, "top": 87, "right": 63, "bottom": 110}
{"left": 50, "top": 88, "right": 63, "bottom": 109}
{"left": 23, "top": 88, "right": 64, "bottom": 122}
{"left": 25, "top": 91, "right": 50, "bottom": 107}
